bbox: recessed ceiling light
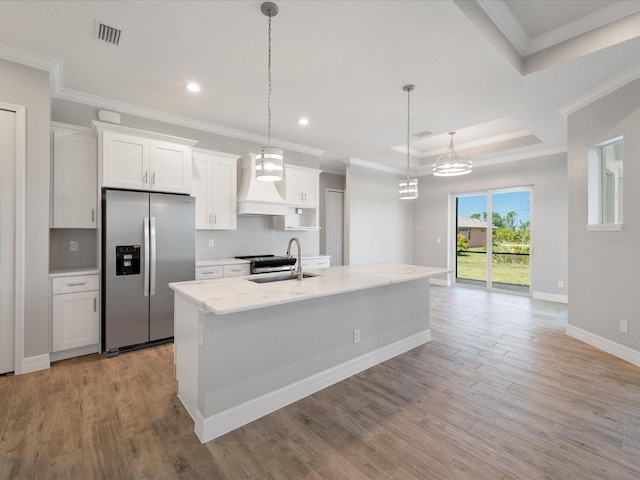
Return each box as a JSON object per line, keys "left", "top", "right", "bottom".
{"left": 298, "top": 118, "right": 309, "bottom": 126}
{"left": 186, "top": 82, "right": 200, "bottom": 93}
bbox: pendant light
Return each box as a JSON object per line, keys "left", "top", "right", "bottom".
{"left": 255, "top": 2, "right": 284, "bottom": 181}
{"left": 433, "top": 131, "right": 472, "bottom": 176}
{"left": 399, "top": 84, "right": 418, "bottom": 200}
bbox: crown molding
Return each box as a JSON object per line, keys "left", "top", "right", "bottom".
{"left": 57, "top": 87, "right": 325, "bottom": 157}
{"left": 0, "top": 41, "right": 324, "bottom": 157}
{"left": 414, "top": 145, "right": 567, "bottom": 176}
{"left": 344, "top": 157, "right": 406, "bottom": 175}
{"left": 560, "top": 62, "right": 640, "bottom": 117}
{"left": 528, "top": 2, "right": 640, "bottom": 55}
{"left": 477, "top": 0, "right": 529, "bottom": 56}
{"left": 477, "top": 1, "right": 640, "bottom": 57}
{"left": 0, "top": 42, "right": 62, "bottom": 94}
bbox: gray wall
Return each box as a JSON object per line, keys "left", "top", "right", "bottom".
{"left": 346, "top": 164, "right": 413, "bottom": 265}
{"left": 319, "top": 172, "right": 346, "bottom": 256}
{"left": 0, "top": 59, "right": 51, "bottom": 358}
{"left": 49, "top": 229, "right": 98, "bottom": 270}
{"left": 413, "top": 154, "right": 568, "bottom": 298}
{"left": 567, "top": 78, "right": 640, "bottom": 351}
{"left": 51, "top": 98, "right": 321, "bottom": 261}
{"left": 195, "top": 216, "right": 319, "bottom": 260}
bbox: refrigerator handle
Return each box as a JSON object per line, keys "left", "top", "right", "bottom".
{"left": 150, "top": 216, "right": 157, "bottom": 296}
{"left": 144, "top": 216, "right": 150, "bottom": 297}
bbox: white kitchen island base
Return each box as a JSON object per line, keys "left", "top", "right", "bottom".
{"left": 171, "top": 264, "right": 447, "bottom": 443}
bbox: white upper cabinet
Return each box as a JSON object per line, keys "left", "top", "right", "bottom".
{"left": 283, "top": 165, "right": 319, "bottom": 206}
{"left": 192, "top": 150, "right": 238, "bottom": 230}
{"left": 51, "top": 124, "right": 98, "bottom": 228}
{"left": 94, "top": 121, "right": 197, "bottom": 194}
{"left": 274, "top": 164, "right": 321, "bottom": 230}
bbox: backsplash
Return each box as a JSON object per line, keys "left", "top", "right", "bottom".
{"left": 196, "top": 215, "right": 320, "bottom": 260}
{"left": 50, "top": 228, "right": 98, "bottom": 270}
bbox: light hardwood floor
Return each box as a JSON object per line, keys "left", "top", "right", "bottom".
{"left": 2, "top": 286, "right": 640, "bottom": 479}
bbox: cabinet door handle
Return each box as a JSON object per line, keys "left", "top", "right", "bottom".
{"left": 152, "top": 172, "right": 156, "bottom": 185}
{"left": 144, "top": 170, "right": 149, "bottom": 184}
{"left": 93, "top": 298, "right": 97, "bottom": 312}
{"left": 66, "top": 282, "right": 87, "bottom": 287}
{"left": 209, "top": 214, "right": 212, "bottom": 225}
{"left": 214, "top": 214, "right": 217, "bottom": 225}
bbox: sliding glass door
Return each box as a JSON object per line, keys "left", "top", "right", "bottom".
{"left": 455, "top": 188, "right": 531, "bottom": 294}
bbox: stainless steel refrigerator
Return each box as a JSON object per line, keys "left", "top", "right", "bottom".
{"left": 102, "top": 189, "right": 195, "bottom": 356}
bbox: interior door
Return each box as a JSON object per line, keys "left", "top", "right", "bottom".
{"left": 0, "top": 109, "right": 16, "bottom": 374}
{"left": 325, "top": 189, "right": 344, "bottom": 266}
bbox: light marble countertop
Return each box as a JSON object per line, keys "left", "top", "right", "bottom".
{"left": 49, "top": 268, "right": 100, "bottom": 278}
{"left": 170, "top": 263, "right": 449, "bottom": 315}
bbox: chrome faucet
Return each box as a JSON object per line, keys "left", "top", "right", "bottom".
{"left": 286, "top": 237, "right": 303, "bottom": 280}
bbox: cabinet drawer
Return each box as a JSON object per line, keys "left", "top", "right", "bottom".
{"left": 52, "top": 274, "right": 99, "bottom": 294}
{"left": 223, "top": 264, "right": 250, "bottom": 277}
{"left": 313, "top": 258, "right": 331, "bottom": 268}
{"left": 196, "top": 266, "right": 224, "bottom": 280}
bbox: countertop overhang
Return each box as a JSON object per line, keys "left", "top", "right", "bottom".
{"left": 170, "top": 263, "right": 450, "bottom": 315}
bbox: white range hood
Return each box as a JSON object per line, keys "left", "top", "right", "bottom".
{"left": 237, "top": 153, "right": 287, "bottom": 216}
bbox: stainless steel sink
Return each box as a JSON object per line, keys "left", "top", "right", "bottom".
{"left": 247, "top": 272, "right": 319, "bottom": 284}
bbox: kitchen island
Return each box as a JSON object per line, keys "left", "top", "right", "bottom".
{"left": 169, "top": 263, "right": 448, "bottom": 443}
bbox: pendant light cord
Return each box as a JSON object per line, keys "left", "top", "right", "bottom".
{"left": 267, "top": 13, "right": 273, "bottom": 147}
{"left": 406, "top": 86, "right": 411, "bottom": 179}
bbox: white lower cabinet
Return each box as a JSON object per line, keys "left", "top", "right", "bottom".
{"left": 300, "top": 256, "right": 331, "bottom": 269}
{"left": 195, "top": 261, "right": 250, "bottom": 280}
{"left": 51, "top": 274, "right": 99, "bottom": 353}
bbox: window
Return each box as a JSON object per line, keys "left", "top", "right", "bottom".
{"left": 588, "top": 137, "right": 623, "bottom": 230}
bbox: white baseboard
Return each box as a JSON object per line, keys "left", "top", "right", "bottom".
{"left": 195, "top": 329, "right": 431, "bottom": 443}
{"left": 22, "top": 353, "right": 50, "bottom": 374}
{"left": 49, "top": 343, "right": 100, "bottom": 363}
{"left": 532, "top": 291, "right": 568, "bottom": 304}
{"left": 566, "top": 324, "right": 640, "bottom": 368}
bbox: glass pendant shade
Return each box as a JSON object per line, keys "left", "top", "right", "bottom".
{"left": 255, "top": 146, "right": 284, "bottom": 181}
{"left": 433, "top": 132, "right": 472, "bottom": 176}
{"left": 399, "top": 177, "right": 419, "bottom": 200}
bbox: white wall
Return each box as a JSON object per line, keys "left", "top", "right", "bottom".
{"left": 413, "top": 154, "right": 568, "bottom": 299}
{"left": 0, "top": 59, "right": 51, "bottom": 358}
{"left": 567, "top": 77, "right": 640, "bottom": 363}
{"left": 345, "top": 163, "right": 413, "bottom": 265}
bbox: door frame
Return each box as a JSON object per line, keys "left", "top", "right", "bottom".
{"left": 325, "top": 188, "right": 344, "bottom": 266}
{"left": 1, "top": 102, "right": 26, "bottom": 374}
{"left": 450, "top": 185, "right": 533, "bottom": 296}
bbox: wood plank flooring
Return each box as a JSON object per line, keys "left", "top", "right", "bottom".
{"left": 2, "top": 286, "right": 640, "bottom": 479}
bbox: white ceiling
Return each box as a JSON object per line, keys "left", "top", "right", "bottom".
{"left": 2, "top": 0, "right": 640, "bottom": 174}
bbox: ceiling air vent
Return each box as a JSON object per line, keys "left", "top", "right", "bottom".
{"left": 95, "top": 20, "right": 122, "bottom": 46}
{"left": 414, "top": 130, "right": 432, "bottom": 138}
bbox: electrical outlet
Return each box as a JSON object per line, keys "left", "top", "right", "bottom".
{"left": 69, "top": 240, "right": 79, "bottom": 252}
{"left": 436, "top": 237, "right": 441, "bottom": 244}
{"left": 620, "top": 319, "right": 629, "bottom": 334}
{"left": 558, "top": 280, "right": 564, "bottom": 288}
{"left": 353, "top": 329, "right": 360, "bottom": 344}
{"left": 208, "top": 239, "right": 215, "bottom": 248}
